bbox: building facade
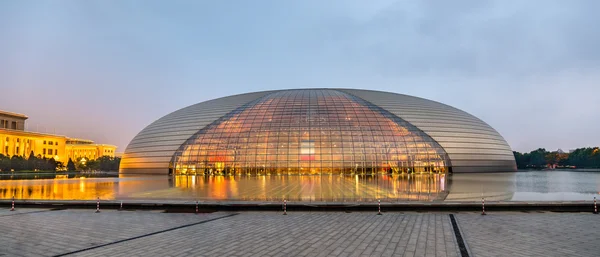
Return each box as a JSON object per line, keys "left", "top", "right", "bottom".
{"left": 65, "top": 138, "right": 117, "bottom": 161}
{"left": 0, "top": 110, "right": 27, "bottom": 130}
{"left": 0, "top": 110, "right": 117, "bottom": 166}
{"left": 121, "top": 89, "right": 517, "bottom": 175}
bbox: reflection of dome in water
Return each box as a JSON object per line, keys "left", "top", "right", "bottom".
{"left": 121, "top": 89, "right": 516, "bottom": 175}
{"left": 445, "top": 173, "right": 517, "bottom": 201}
{"left": 172, "top": 174, "right": 450, "bottom": 202}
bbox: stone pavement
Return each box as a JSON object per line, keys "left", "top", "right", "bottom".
{"left": 457, "top": 213, "right": 600, "bottom": 257}
{"left": 1, "top": 207, "right": 599, "bottom": 257}
{"left": 0, "top": 208, "right": 227, "bottom": 257}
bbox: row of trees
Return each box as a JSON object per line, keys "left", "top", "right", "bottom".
{"left": 0, "top": 152, "right": 121, "bottom": 172}
{"left": 0, "top": 153, "right": 62, "bottom": 171}
{"left": 78, "top": 156, "right": 121, "bottom": 171}
{"left": 513, "top": 147, "right": 600, "bottom": 169}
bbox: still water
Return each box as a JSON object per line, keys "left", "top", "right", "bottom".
{"left": 1, "top": 170, "right": 599, "bottom": 202}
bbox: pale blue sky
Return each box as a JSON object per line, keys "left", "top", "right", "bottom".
{"left": 1, "top": 0, "right": 599, "bottom": 152}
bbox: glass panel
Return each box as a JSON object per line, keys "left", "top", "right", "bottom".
{"left": 171, "top": 90, "right": 449, "bottom": 175}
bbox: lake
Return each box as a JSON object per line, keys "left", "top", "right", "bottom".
{"left": 1, "top": 170, "right": 599, "bottom": 202}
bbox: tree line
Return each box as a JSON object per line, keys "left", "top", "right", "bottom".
{"left": 513, "top": 147, "right": 600, "bottom": 169}
{"left": 0, "top": 151, "right": 121, "bottom": 172}
{"left": 77, "top": 156, "right": 121, "bottom": 171}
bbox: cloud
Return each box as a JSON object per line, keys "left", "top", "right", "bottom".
{"left": 313, "top": 0, "right": 600, "bottom": 77}
{"left": 0, "top": 0, "right": 598, "bottom": 152}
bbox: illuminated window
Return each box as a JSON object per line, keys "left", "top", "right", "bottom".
{"left": 171, "top": 90, "right": 449, "bottom": 175}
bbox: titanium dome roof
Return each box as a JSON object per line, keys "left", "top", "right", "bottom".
{"left": 121, "top": 89, "right": 516, "bottom": 174}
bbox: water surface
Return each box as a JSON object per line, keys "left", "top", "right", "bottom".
{"left": 1, "top": 170, "right": 599, "bottom": 202}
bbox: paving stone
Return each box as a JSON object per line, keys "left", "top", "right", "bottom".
{"left": 0, "top": 208, "right": 226, "bottom": 257}
{"left": 13, "top": 211, "right": 457, "bottom": 257}
{"left": 457, "top": 212, "right": 600, "bottom": 257}
{"left": 10, "top": 208, "right": 599, "bottom": 257}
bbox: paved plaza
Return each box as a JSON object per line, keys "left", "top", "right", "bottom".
{"left": 1, "top": 208, "right": 599, "bottom": 257}
{"left": 457, "top": 213, "right": 600, "bottom": 257}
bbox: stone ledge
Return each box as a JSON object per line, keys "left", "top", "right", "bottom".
{"left": 1, "top": 199, "right": 597, "bottom": 212}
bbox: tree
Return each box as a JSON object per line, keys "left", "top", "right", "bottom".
{"left": 96, "top": 156, "right": 121, "bottom": 171}
{"left": 567, "top": 148, "right": 598, "bottom": 168}
{"left": 593, "top": 148, "right": 600, "bottom": 168}
{"left": 112, "top": 157, "right": 121, "bottom": 171}
{"left": 45, "top": 158, "right": 57, "bottom": 171}
{"left": 545, "top": 152, "right": 560, "bottom": 168}
{"left": 513, "top": 151, "right": 530, "bottom": 169}
{"left": 528, "top": 148, "right": 547, "bottom": 168}
{"left": 514, "top": 147, "right": 600, "bottom": 169}
{"left": 86, "top": 159, "right": 99, "bottom": 171}
{"left": 67, "top": 158, "right": 76, "bottom": 171}
{"left": 25, "top": 151, "right": 36, "bottom": 170}
{"left": 55, "top": 161, "right": 65, "bottom": 171}
{"left": 75, "top": 157, "right": 87, "bottom": 171}
{"left": 557, "top": 152, "right": 570, "bottom": 166}
{"left": 0, "top": 154, "right": 10, "bottom": 171}
{"left": 10, "top": 155, "right": 26, "bottom": 171}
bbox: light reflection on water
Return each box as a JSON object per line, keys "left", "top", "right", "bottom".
{"left": 171, "top": 174, "right": 446, "bottom": 202}
{"left": 1, "top": 170, "right": 599, "bottom": 202}
{"left": 0, "top": 173, "right": 446, "bottom": 202}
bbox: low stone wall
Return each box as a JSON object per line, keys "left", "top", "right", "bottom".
{"left": 2, "top": 199, "right": 598, "bottom": 213}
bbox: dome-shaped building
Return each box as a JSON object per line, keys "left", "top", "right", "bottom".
{"left": 121, "top": 89, "right": 516, "bottom": 175}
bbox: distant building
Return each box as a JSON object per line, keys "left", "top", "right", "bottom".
{"left": 0, "top": 110, "right": 27, "bottom": 130}
{"left": 65, "top": 138, "right": 117, "bottom": 161}
{"left": 0, "top": 110, "right": 117, "bottom": 164}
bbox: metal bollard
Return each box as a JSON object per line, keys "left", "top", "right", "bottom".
{"left": 481, "top": 198, "right": 486, "bottom": 215}
{"left": 594, "top": 197, "right": 598, "bottom": 214}
{"left": 95, "top": 197, "right": 100, "bottom": 213}
{"left": 377, "top": 199, "right": 382, "bottom": 215}
{"left": 10, "top": 195, "right": 15, "bottom": 211}
{"left": 195, "top": 201, "right": 199, "bottom": 214}
{"left": 119, "top": 201, "right": 123, "bottom": 211}
{"left": 283, "top": 200, "right": 287, "bottom": 215}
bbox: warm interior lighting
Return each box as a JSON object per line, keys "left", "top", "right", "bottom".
{"left": 170, "top": 90, "right": 449, "bottom": 175}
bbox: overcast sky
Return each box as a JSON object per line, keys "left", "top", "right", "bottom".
{"left": 1, "top": 0, "right": 599, "bottom": 153}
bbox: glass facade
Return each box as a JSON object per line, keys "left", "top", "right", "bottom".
{"left": 171, "top": 90, "right": 450, "bottom": 175}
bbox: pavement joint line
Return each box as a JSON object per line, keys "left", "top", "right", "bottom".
{"left": 0, "top": 208, "right": 64, "bottom": 217}
{"left": 51, "top": 213, "right": 239, "bottom": 257}
{"left": 449, "top": 214, "right": 471, "bottom": 257}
